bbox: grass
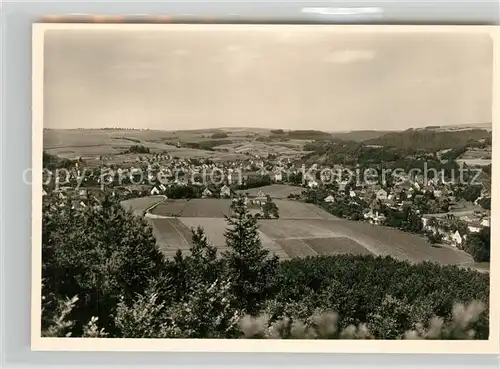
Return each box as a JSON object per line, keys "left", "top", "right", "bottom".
{"left": 236, "top": 184, "right": 304, "bottom": 199}
{"left": 44, "top": 129, "right": 246, "bottom": 160}
{"left": 120, "top": 196, "right": 166, "bottom": 216}
{"left": 135, "top": 195, "right": 477, "bottom": 267}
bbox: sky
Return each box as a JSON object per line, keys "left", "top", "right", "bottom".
{"left": 43, "top": 25, "right": 493, "bottom": 131}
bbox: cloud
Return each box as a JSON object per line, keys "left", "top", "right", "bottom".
{"left": 325, "top": 49, "right": 375, "bottom": 64}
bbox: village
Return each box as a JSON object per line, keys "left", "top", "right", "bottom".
{"left": 42, "top": 145, "right": 491, "bottom": 254}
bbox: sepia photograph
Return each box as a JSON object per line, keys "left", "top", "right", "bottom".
{"left": 31, "top": 23, "right": 499, "bottom": 353}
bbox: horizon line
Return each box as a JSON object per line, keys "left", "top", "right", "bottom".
{"left": 43, "top": 122, "right": 492, "bottom": 133}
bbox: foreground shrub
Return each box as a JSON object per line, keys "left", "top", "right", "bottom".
{"left": 42, "top": 196, "right": 490, "bottom": 339}
{"left": 239, "top": 300, "right": 486, "bottom": 340}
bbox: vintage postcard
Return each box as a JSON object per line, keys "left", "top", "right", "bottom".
{"left": 32, "top": 23, "right": 499, "bottom": 353}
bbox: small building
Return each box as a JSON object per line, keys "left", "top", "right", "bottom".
{"left": 324, "top": 195, "right": 335, "bottom": 203}
{"left": 159, "top": 184, "right": 167, "bottom": 192}
{"left": 373, "top": 213, "right": 386, "bottom": 225}
{"left": 307, "top": 180, "right": 319, "bottom": 189}
{"left": 150, "top": 187, "right": 160, "bottom": 195}
{"left": 202, "top": 188, "right": 213, "bottom": 198}
{"left": 433, "top": 190, "right": 443, "bottom": 198}
{"left": 274, "top": 172, "right": 283, "bottom": 182}
{"left": 451, "top": 230, "right": 464, "bottom": 247}
{"left": 220, "top": 185, "right": 232, "bottom": 198}
{"left": 349, "top": 190, "right": 357, "bottom": 198}
{"left": 376, "top": 189, "right": 388, "bottom": 200}
{"left": 467, "top": 223, "right": 483, "bottom": 233}
{"left": 481, "top": 218, "right": 490, "bottom": 227}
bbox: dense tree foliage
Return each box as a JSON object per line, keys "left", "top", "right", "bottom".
{"left": 454, "top": 185, "right": 482, "bottom": 203}
{"left": 238, "top": 175, "right": 272, "bottom": 190}
{"left": 42, "top": 194, "right": 490, "bottom": 339}
{"left": 262, "top": 195, "right": 280, "bottom": 219}
{"left": 184, "top": 139, "right": 233, "bottom": 151}
{"left": 128, "top": 145, "right": 150, "bottom": 154}
{"left": 42, "top": 194, "right": 166, "bottom": 335}
{"left": 364, "top": 129, "right": 491, "bottom": 151}
{"left": 463, "top": 227, "right": 491, "bottom": 262}
{"left": 211, "top": 132, "right": 229, "bottom": 139}
{"left": 43, "top": 151, "right": 75, "bottom": 170}
{"left": 478, "top": 197, "right": 491, "bottom": 210}
{"left": 286, "top": 130, "right": 333, "bottom": 140}
{"left": 222, "top": 199, "right": 279, "bottom": 315}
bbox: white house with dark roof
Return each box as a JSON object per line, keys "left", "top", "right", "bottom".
{"left": 202, "top": 188, "right": 213, "bottom": 198}
{"left": 220, "top": 185, "right": 232, "bottom": 198}
{"left": 451, "top": 230, "right": 464, "bottom": 247}
{"left": 324, "top": 195, "right": 335, "bottom": 203}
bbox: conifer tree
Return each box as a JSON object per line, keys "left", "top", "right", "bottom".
{"left": 222, "top": 197, "right": 279, "bottom": 316}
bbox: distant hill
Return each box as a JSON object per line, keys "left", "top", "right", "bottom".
{"left": 330, "top": 130, "right": 394, "bottom": 142}
{"left": 363, "top": 128, "right": 491, "bottom": 151}
{"left": 422, "top": 122, "right": 492, "bottom": 132}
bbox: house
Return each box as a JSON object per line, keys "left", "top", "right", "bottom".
{"left": 373, "top": 213, "right": 386, "bottom": 225}
{"left": 256, "top": 190, "right": 267, "bottom": 198}
{"left": 481, "top": 218, "right": 490, "bottom": 227}
{"left": 307, "top": 179, "right": 318, "bottom": 189}
{"left": 159, "top": 184, "right": 167, "bottom": 192}
{"left": 274, "top": 171, "right": 283, "bottom": 182}
{"left": 467, "top": 223, "right": 483, "bottom": 233}
{"left": 451, "top": 230, "right": 464, "bottom": 247}
{"left": 363, "top": 208, "right": 374, "bottom": 220}
{"left": 202, "top": 188, "right": 213, "bottom": 198}
{"left": 349, "top": 190, "right": 357, "bottom": 198}
{"left": 78, "top": 189, "right": 88, "bottom": 199}
{"left": 150, "top": 187, "right": 160, "bottom": 195}
{"left": 220, "top": 185, "right": 232, "bottom": 198}
{"left": 376, "top": 189, "right": 388, "bottom": 201}
{"left": 324, "top": 195, "right": 335, "bottom": 203}
{"left": 433, "top": 190, "right": 443, "bottom": 198}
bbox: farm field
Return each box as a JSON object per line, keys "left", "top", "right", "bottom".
{"left": 273, "top": 200, "right": 339, "bottom": 220}
{"left": 151, "top": 199, "right": 234, "bottom": 218}
{"left": 236, "top": 184, "right": 304, "bottom": 199}
{"left": 149, "top": 198, "right": 338, "bottom": 220}
{"left": 214, "top": 141, "right": 304, "bottom": 157}
{"left": 121, "top": 196, "right": 166, "bottom": 216}
{"left": 43, "top": 129, "right": 251, "bottom": 160}
{"left": 147, "top": 218, "right": 194, "bottom": 257}
{"left": 143, "top": 201, "right": 476, "bottom": 267}
{"left": 456, "top": 147, "right": 492, "bottom": 167}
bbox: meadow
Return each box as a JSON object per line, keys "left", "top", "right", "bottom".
{"left": 43, "top": 128, "right": 309, "bottom": 162}
{"left": 124, "top": 196, "right": 478, "bottom": 267}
